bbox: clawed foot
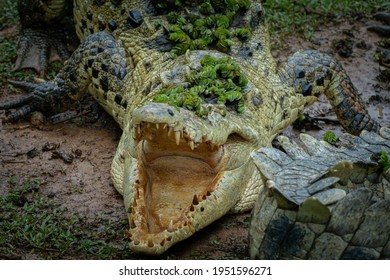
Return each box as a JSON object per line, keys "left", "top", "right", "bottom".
{"left": 251, "top": 134, "right": 347, "bottom": 208}
{"left": 14, "top": 25, "right": 77, "bottom": 76}
{"left": 14, "top": 24, "right": 78, "bottom": 76}
{"left": 13, "top": 0, "right": 77, "bottom": 75}
{"left": 251, "top": 129, "right": 390, "bottom": 208}
{"left": 0, "top": 80, "right": 68, "bottom": 123}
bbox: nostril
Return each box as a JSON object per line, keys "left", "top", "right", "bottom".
{"left": 132, "top": 104, "right": 183, "bottom": 130}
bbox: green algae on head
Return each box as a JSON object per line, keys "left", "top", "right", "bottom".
{"left": 153, "top": 54, "right": 248, "bottom": 116}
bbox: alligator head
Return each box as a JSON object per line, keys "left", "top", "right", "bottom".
{"left": 110, "top": 51, "right": 306, "bottom": 254}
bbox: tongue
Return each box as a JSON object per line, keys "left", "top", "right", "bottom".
{"left": 144, "top": 155, "right": 215, "bottom": 233}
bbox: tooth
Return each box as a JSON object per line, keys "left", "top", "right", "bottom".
{"left": 190, "top": 205, "right": 195, "bottom": 211}
{"left": 206, "top": 191, "right": 211, "bottom": 196}
{"left": 121, "top": 149, "right": 126, "bottom": 159}
{"left": 156, "top": 123, "right": 159, "bottom": 129}
{"left": 202, "top": 194, "right": 207, "bottom": 200}
{"left": 134, "top": 189, "right": 139, "bottom": 199}
{"left": 168, "top": 220, "right": 174, "bottom": 232}
{"left": 167, "top": 236, "right": 172, "bottom": 241}
{"left": 130, "top": 218, "right": 136, "bottom": 229}
{"left": 147, "top": 122, "right": 151, "bottom": 128}
{"left": 163, "top": 229, "right": 170, "bottom": 238}
{"left": 175, "top": 131, "right": 181, "bottom": 145}
{"left": 163, "top": 123, "right": 167, "bottom": 129}
{"left": 168, "top": 126, "right": 173, "bottom": 137}
{"left": 160, "top": 239, "right": 165, "bottom": 246}
{"left": 189, "top": 141, "right": 194, "bottom": 150}
{"left": 148, "top": 239, "right": 154, "bottom": 247}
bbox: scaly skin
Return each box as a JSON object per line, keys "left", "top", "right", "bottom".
{"left": 0, "top": 0, "right": 382, "bottom": 255}
{"left": 250, "top": 128, "right": 390, "bottom": 259}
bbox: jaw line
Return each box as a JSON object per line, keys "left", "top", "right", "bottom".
{"left": 126, "top": 125, "right": 231, "bottom": 254}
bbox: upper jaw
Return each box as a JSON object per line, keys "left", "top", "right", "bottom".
{"left": 130, "top": 103, "right": 258, "bottom": 148}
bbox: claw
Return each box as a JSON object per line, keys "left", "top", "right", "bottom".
{"left": 0, "top": 93, "right": 35, "bottom": 110}
{"left": 9, "top": 80, "right": 40, "bottom": 92}
{"left": 2, "top": 105, "right": 34, "bottom": 123}
{"left": 367, "top": 25, "right": 390, "bottom": 37}
{"left": 374, "top": 12, "right": 390, "bottom": 25}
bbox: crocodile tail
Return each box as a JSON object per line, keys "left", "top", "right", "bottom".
{"left": 278, "top": 50, "right": 380, "bottom": 135}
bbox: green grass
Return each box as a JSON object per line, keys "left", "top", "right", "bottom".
{"left": 0, "top": 177, "right": 137, "bottom": 259}
{"left": 0, "top": 0, "right": 19, "bottom": 28}
{"left": 264, "top": 0, "right": 390, "bottom": 43}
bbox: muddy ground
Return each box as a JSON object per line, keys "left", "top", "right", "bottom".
{"left": 1, "top": 18, "right": 389, "bottom": 259}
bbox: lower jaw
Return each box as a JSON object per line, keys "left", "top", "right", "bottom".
{"left": 126, "top": 159, "right": 254, "bottom": 255}
{"left": 126, "top": 154, "right": 223, "bottom": 254}
{"left": 146, "top": 156, "right": 218, "bottom": 227}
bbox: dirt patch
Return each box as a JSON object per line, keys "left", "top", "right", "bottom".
{"left": 1, "top": 18, "right": 389, "bottom": 260}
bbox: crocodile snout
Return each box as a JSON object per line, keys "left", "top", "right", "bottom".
{"left": 132, "top": 103, "right": 184, "bottom": 129}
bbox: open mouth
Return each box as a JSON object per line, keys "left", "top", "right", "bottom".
{"left": 127, "top": 120, "right": 229, "bottom": 253}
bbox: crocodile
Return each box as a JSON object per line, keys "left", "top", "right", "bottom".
{"left": 0, "top": 0, "right": 385, "bottom": 255}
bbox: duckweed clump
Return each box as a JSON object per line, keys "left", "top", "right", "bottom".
{"left": 160, "top": 0, "right": 252, "bottom": 56}
{"left": 322, "top": 131, "right": 337, "bottom": 145}
{"left": 378, "top": 151, "right": 390, "bottom": 172}
{"left": 153, "top": 55, "right": 248, "bottom": 116}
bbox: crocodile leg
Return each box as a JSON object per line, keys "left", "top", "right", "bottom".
{"left": 14, "top": 0, "right": 77, "bottom": 75}
{"left": 249, "top": 127, "right": 390, "bottom": 259}
{"left": 278, "top": 50, "right": 380, "bottom": 135}
{"left": 1, "top": 32, "right": 129, "bottom": 125}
